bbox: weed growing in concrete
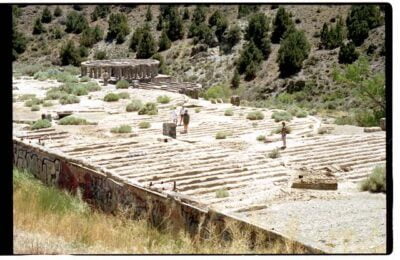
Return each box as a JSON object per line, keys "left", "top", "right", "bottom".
{"left": 116, "top": 79, "right": 129, "bottom": 89}
{"left": 139, "top": 121, "right": 151, "bottom": 129}
{"left": 247, "top": 111, "right": 264, "bottom": 120}
{"left": 157, "top": 95, "right": 171, "bottom": 104}
{"left": 361, "top": 165, "right": 386, "bottom": 193}
{"left": 224, "top": 108, "right": 234, "bottom": 116}
{"left": 268, "top": 148, "right": 281, "bottom": 159}
{"left": 59, "top": 116, "right": 90, "bottom": 125}
{"left": 104, "top": 93, "right": 120, "bottom": 102}
{"left": 111, "top": 124, "right": 132, "bottom": 133}
{"left": 216, "top": 188, "right": 229, "bottom": 198}
{"left": 31, "top": 119, "right": 51, "bottom": 130}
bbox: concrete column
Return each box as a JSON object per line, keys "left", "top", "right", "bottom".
{"left": 89, "top": 67, "right": 93, "bottom": 78}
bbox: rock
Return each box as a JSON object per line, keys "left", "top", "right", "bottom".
{"left": 191, "top": 44, "right": 208, "bottom": 56}
{"left": 364, "top": 127, "right": 381, "bottom": 133}
{"left": 163, "top": 123, "right": 176, "bottom": 139}
{"left": 380, "top": 118, "right": 386, "bottom": 131}
{"left": 230, "top": 95, "right": 240, "bottom": 106}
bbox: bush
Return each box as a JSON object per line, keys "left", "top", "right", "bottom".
{"left": 24, "top": 97, "right": 42, "bottom": 107}
{"left": 31, "top": 119, "right": 51, "bottom": 130}
{"left": 32, "top": 17, "right": 45, "bottom": 34}
{"left": 138, "top": 121, "right": 151, "bottom": 129}
{"left": 80, "top": 26, "right": 103, "bottom": 47}
{"left": 271, "top": 7, "right": 294, "bottom": 44}
{"left": 65, "top": 11, "right": 88, "bottom": 34}
{"left": 46, "top": 89, "right": 68, "bottom": 100}
{"left": 104, "top": 93, "right": 120, "bottom": 102}
{"left": 80, "top": 76, "right": 90, "bottom": 82}
{"left": 215, "top": 188, "right": 229, "bottom": 198}
{"left": 138, "top": 102, "right": 158, "bottom": 115}
{"left": 41, "top": 7, "right": 53, "bottom": 23}
{"left": 195, "top": 108, "right": 200, "bottom": 113}
{"left": 246, "top": 111, "right": 264, "bottom": 120}
{"left": 118, "top": 92, "right": 130, "bottom": 99}
{"left": 59, "top": 116, "right": 90, "bottom": 125}
{"left": 54, "top": 6, "right": 62, "bottom": 17}
{"left": 268, "top": 148, "right": 281, "bottom": 159}
{"left": 12, "top": 25, "right": 27, "bottom": 61}
{"left": 256, "top": 135, "right": 266, "bottom": 142}
{"left": 130, "top": 27, "right": 144, "bottom": 52}
{"left": 42, "top": 101, "right": 54, "bottom": 107}
{"left": 296, "top": 110, "right": 308, "bottom": 118}
{"left": 317, "top": 127, "right": 329, "bottom": 135}
{"left": 91, "top": 6, "right": 110, "bottom": 21}
{"left": 165, "top": 6, "right": 184, "bottom": 41}
{"left": 111, "top": 124, "right": 132, "bottom": 133}
{"left": 360, "top": 165, "right": 386, "bottom": 193}
{"left": 107, "top": 13, "right": 130, "bottom": 43}
{"left": 156, "top": 95, "right": 171, "bottom": 104}
{"left": 224, "top": 108, "right": 233, "bottom": 116}
{"left": 94, "top": 50, "right": 107, "bottom": 60}
{"left": 231, "top": 70, "right": 240, "bottom": 89}
{"left": 136, "top": 24, "right": 156, "bottom": 58}
{"left": 203, "top": 85, "right": 232, "bottom": 101}
{"left": 59, "top": 40, "right": 81, "bottom": 66}
{"left": 59, "top": 94, "right": 80, "bottom": 105}
{"left": 152, "top": 53, "right": 168, "bottom": 74}
{"left": 222, "top": 25, "right": 241, "bottom": 52}
{"left": 158, "top": 30, "right": 171, "bottom": 51}
{"left": 216, "top": 131, "right": 232, "bottom": 139}
{"left": 72, "top": 86, "right": 88, "bottom": 96}
{"left": 18, "top": 94, "right": 36, "bottom": 101}
{"left": 278, "top": 29, "right": 310, "bottom": 77}
{"left": 31, "top": 105, "right": 40, "bottom": 111}
{"left": 338, "top": 42, "right": 359, "bottom": 64}
{"left": 271, "top": 111, "right": 292, "bottom": 122}
{"left": 236, "top": 41, "right": 263, "bottom": 76}
{"left": 126, "top": 99, "right": 143, "bottom": 112}
{"left": 245, "top": 13, "right": 271, "bottom": 58}
{"left": 116, "top": 79, "right": 129, "bottom": 89}
{"left": 237, "top": 5, "right": 259, "bottom": 18}
{"left": 320, "top": 18, "right": 345, "bottom": 49}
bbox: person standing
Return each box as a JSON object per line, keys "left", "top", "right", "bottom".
{"left": 183, "top": 110, "right": 190, "bottom": 134}
{"left": 171, "top": 109, "right": 178, "bottom": 125}
{"left": 179, "top": 106, "right": 185, "bottom": 126}
{"left": 281, "top": 121, "right": 287, "bottom": 149}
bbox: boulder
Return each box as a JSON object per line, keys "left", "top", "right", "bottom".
{"left": 380, "top": 118, "right": 386, "bottom": 131}
{"left": 230, "top": 95, "right": 240, "bottom": 106}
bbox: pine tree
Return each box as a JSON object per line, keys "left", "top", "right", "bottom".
{"left": 158, "top": 30, "right": 171, "bottom": 51}
{"left": 166, "top": 7, "right": 184, "bottom": 41}
{"left": 146, "top": 6, "right": 153, "bottom": 21}
{"left": 107, "top": 12, "right": 130, "bottom": 42}
{"left": 271, "top": 7, "right": 294, "bottom": 43}
{"left": 320, "top": 23, "right": 329, "bottom": 48}
{"left": 41, "top": 7, "right": 53, "bottom": 23}
{"left": 338, "top": 42, "right": 359, "bottom": 64}
{"left": 130, "top": 27, "right": 144, "bottom": 52}
{"left": 236, "top": 41, "right": 263, "bottom": 75}
{"left": 136, "top": 25, "right": 156, "bottom": 58}
{"left": 54, "top": 6, "right": 62, "bottom": 17}
{"left": 65, "top": 11, "right": 88, "bottom": 34}
{"left": 59, "top": 40, "right": 80, "bottom": 66}
{"left": 277, "top": 29, "right": 310, "bottom": 77}
{"left": 245, "top": 13, "right": 271, "bottom": 59}
{"left": 183, "top": 8, "right": 190, "bottom": 20}
{"left": 32, "top": 17, "right": 45, "bottom": 34}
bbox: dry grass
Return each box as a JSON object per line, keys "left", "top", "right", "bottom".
{"left": 13, "top": 168, "right": 309, "bottom": 254}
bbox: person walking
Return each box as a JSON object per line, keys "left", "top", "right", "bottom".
{"left": 182, "top": 109, "right": 190, "bottom": 134}
{"left": 179, "top": 106, "right": 185, "bottom": 126}
{"left": 281, "top": 121, "right": 287, "bottom": 149}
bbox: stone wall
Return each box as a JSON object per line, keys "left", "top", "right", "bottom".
{"left": 12, "top": 138, "right": 324, "bottom": 253}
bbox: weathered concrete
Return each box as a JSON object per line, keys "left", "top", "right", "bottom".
{"left": 230, "top": 96, "right": 240, "bottom": 106}
{"left": 380, "top": 118, "right": 386, "bottom": 131}
{"left": 163, "top": 123, "right": 176, "bottom": 139}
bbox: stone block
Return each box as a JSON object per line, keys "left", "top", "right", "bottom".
{"left": 291, "top": 168, "right": 338, "bottom": 190}
{"left": 380, "top": 118, "right": 386, "bottom": 131}
{"left": 163, "top": 123, "right": 176, "bottom": 139}
{"left": 230, "top": 95, "right": 240, "bottom": 106}
{"left": 364, "top": 127, "right": 381, "bottom": 133}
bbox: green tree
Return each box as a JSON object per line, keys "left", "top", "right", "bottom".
{"left": 320, "top": 23, "right": 329, "bottom": 48}
{"left": 320, "top": 18, "right": 346, "bottom": 49}
{"left": 152, "top": 53, "right": 168, "bottom": 74}
{"left": 136, "top": 25, "right": 156, "bottom": 59}
{"left": 237, "top": 5, "right": 259, "bottom": 18}
{"left": 32, "top": 17, "right": 45, "bottom": 34}
{"left": 221, "top": 25, "right": 241, "bottom": 53}
{"left": 146, "top": 6, "right": 153, "bottom": 21}
{"left": 271, "top": 7, "right": 294, "bottom": 43}
{"left": 107, "top": 13, "right": 130, "bottom": 43}
{"left": 231, "top": 69, "right": 240, "bottom": 88}
{"left": 338, "top": 42, "right": 359, "bottom": 64}
{"left": 165, "top": 7, "right": 184, "bottom": 41}
{"left": 183, "top": 8, "right": 190, "bottom": 20}
{"left": 158, "top": 30, "right": 171, "bottom": 51}
{"left": 192, "top": 5, "right": 207, "bottom": 25}
{"left": 211, "top": 11, "right": 228, "bottom": 42}
{"left": 236, "top": 41, "right": 263, "bottom": 75}
{"left": 277, "top": 29, "right": 310, "bottom": 77}
{"left": 41, "top": 7, "right": 53, "bottom": 23}
{"left": 12, "top": 22, "right": 27, "bottom": 61}
{"left": 54, "top": 6, "right": 62, "bottom": 17}
{"left": 80, "top": 25, "right": 103, "bottom": 47}
{"left": 59, "top": 40, "right": 81, "bottom": 66}
{"left": 65, "top": 11, "right": 88, "bottom": 34}
{"left": 346, "top": 5, "right": 383, "bottom": 46}
{"left": 245, "top": 13, "right": 271, "bottom": 59}
{"left": 91, "top": 6, "right": 110, "bottom": 21}
{"left": 130, "top": 27, "right": 144, "bottom": 52}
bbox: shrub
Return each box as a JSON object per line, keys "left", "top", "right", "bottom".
{"left": 224, "top": 108, "right": 233, "bottom": 116}
{"left": 31, "top": 105, "right": 40, "bottom": 111}
{"left": 195, "top": 108, "right": 200, "bottom": 113}
{"left": 24, "top": 98, "right": 42, "bottom": 107}
{"left": 12, "top": 24, "right": 27, "bottom": 61}
{"left": 136, "top": 24, "right": 156, "bottom": 58}
{"left": 72, "top": 86, "right": 88, "bottom": 96}
{"left": 59, "top": 94, "right": 80, "bottom": 105}
{"left": 59, "top": 116, "right": 89, "bottom": 125}
{"left": 146, "top": 5, "right": 153, "bottom": 21}
{"left": 18, "top": 94, "right": 36, "bottom": 101}
{"left": 138, "top": 102, "right": 158, "bottom": 115}
{"left": 222, "top": 25, "right": 241, "bottom": 52}
{"left": 111, "top": 124, "right": 132, "bottom": 133}
{"left": 104, "top": 93, "right": 120, "bottom": 102}
{"left": 54, "top": 6, "right": 62, "bottom": 17}
{"left": 41, "top": 7, "right": 53, "bottom": 23}
{"left": 42, "top": 101, "right": 54, "bottom": 107}
{"left": 318, "top": 127, "right": 329, "bottom": 135}
{"left": 231, "top": 70, "right": 240, "bottom": 89}
{"left": 59, "top": 40, "right": 81, "bottom": 66}
{"left": 237, "top": 5, "right": 259, "bottom": 19}
{"left": 32, "top": 17, "right": 45, "bottom": 34}
{"left": 215, "top": 188, "right": 229, "bottom": 198}
{"left": 107, "top": 13, "right": 130, "bottom": 43}
{"left": 203, "top": 85, "right": 232, "bottom": 101}
{"left": 338, "top": 42, "right": 359, "bottom": 64}
{"left": 130, "top": 27, "right": 144, "bottom": 52}
{"left": 31, "top": 119, "right": 51, "bottom": 130}
{"left": 91, "top": 6, "right": 110, "bottom": 21}
{"left": 216, "top": 131, "right": 232, "bottom": 139}
{"left": 256, "top": 135, "right": 266, "bottom": 142}
{"left": 296, "top": 110, "right": 308, "bottom": 118}
{"left": 118, "top": 92, "right": 130, "bottom": 99}
{"left": 80, "top": 76, "right": 90, "bottom": 82}
{"left": 126, "top": 99, "right": 143, "bottom": 112}
{"left": 46, "top": 89, "right": 68, "bottom": 100}
{"left": 94, "top": 50, "right": 107, "bottom": 60}
{"left": 116, "top": 79, "right": 129, "bottom": 89}
{"left": 320, "top": 18, "right": 346, "bottom": 49}
{"left": 152, "top": 53, "right": 168, "bottom": 74}
{"left": 245, "top": 13, "right": 271, "bottom": 58}
{"left": 272, "top": 125, "right": 292, "bottom": 134}
{"left": 268, "top": 148, "right": 281, "bottom": 159}
{"left": 158, "top": 30, "right": 171, "bottom": 51}
{"left": 138, "top": 121, "right": 151, "bottom": 129}
{"left": 156, "top": 95, "right": 171, "bottom": 104}
{"left": 271, "top": 111, "right": 292, "bottom": 122}
{"left": 360, "top": 165, "right": 386, "bottom": 193}
{"left": 278, "top": 29, "right": 310, "bottom": 77}
{"left": 236, "top": 41, "right": 263, "bottom": 76}
{"left": 246, "top": 111, "right": 264, "bottom": 120}
{"left": 65, "top": 11, "right": 88, "bottom": 34}
{"left": 271, "top": 7, "right": 294, "bottom": 44}
{"left": 80, "top": 26, "right": 103, "bottom": 47}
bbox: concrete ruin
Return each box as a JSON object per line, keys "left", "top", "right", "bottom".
{"left": 12, "top": 76, "right": 387, "bottom": 254}
{"left": 81, "top": 59, "right": 160, "bottom": 81}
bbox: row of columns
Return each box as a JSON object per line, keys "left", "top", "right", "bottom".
{"left": 81, "top": 64, "right": 159, "bottom": 81}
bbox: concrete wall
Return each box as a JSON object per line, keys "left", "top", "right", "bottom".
{"left": 13, "top": 138, "right": 323, "bottom": 253}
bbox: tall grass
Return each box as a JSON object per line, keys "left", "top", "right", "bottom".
{"left": 13, "top": 168, "right": 309, "bottom": 254}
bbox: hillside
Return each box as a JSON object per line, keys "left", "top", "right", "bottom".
{"left": 12, "top": 4, "right": 386, "bottom": 126}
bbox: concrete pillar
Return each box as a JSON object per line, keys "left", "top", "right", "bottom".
{"left": 230, "top": 96, "right": 240, "bottom": 106}
{"left": 380, "top": 118, "right": 386, "bottom": 131}
{"left": 163, "top": 123, "right": 176, "bottom": 139}
{"left": 89, "top": 67, "right": 93, "bottom": 78}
